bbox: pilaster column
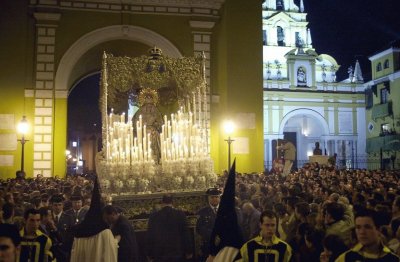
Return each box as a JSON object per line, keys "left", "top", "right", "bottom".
{"left": 33, "top": 12, "right": 61, "bottom": 177}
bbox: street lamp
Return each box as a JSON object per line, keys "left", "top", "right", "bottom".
{"left": 223, "top": 120, "right": 235, "bottom": 171}
{"left": 17, "top": 116, "right": 29, "bottom": 174}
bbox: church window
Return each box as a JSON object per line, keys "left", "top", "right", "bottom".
{"left": 380, "top": 87, "right": 389, "bottom": 104}
{"left": 381, "top": 123, "right": 390, "bottom": 134}
{"left": 376, "top": 62, "right": 382, "bottom": 72}
{"left": 384, "top": 59, "right": 389, "bottom": 69}
{"left": 276, "top": 0, "right": 284, "bottom": 10}
{"left": 263, "top": 30, "right": 267, "bottom": 45}
{"left": 295, "top": 32, "right": 301, "bottom": 47}
{"left": 277, "top": 26, "right": 285, "bottom": 46}
{"left": 365, "top": 88, "right": 373, "bottom": 109}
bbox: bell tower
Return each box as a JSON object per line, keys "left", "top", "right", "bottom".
{"left": 262, "top": 0, "right": 313, "bottom": 81}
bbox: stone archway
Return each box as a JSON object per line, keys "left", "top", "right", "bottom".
{"left": 51, "top": 25, "right": 182, "bottom": 176}
{"left": 55, "top": 25, "right": 182, "bottom": 92}
{"left": 280, "top": 108, "right": 330, "bottom": 163}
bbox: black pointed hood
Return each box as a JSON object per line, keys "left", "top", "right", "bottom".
{"left": 73, "top": 176, "right": 108, "bottom": 238}
{"left": 209, "top": 159, "right": 244, "bottom": 255}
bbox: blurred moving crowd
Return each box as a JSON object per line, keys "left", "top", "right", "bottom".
{"left": 1, "top": 162, "right": 400, "bottom": 261}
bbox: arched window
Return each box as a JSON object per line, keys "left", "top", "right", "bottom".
{"left": 277, "top": 26, "right": 285, "bottom": 46}
{"left": 376, "top": 62, "right": 382, "bottom": 72}
{"left": 384, "top": 59, "right": 389, "bottom": 69}
{"left": 276, "top": 0, "right": 284, "bottom": 10}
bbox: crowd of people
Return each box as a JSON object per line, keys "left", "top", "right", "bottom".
{"left": 0, "top": 162, "right": 400, "bottom": 261}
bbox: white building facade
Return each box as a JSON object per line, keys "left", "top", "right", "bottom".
{"left": 262, "top": 0, "right": 367, "bottom": 170}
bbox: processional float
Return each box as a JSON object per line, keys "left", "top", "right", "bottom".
{"left": 96, "top": 47, "right": 217, "bottom": 196}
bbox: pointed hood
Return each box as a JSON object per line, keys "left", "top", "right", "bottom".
{"left": 73, "top": 176, "right": 108, "bottom": 238}
{"left": 209, "top": 160, "right": 244, "bottom": 256}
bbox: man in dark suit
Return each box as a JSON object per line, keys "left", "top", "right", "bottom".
{"left": 65, "top": 195, "right": 88, "bottom": 225}
{"left": 103, "top": 205, "right": 139, "bottom": 262}
{"left": 146, "top": 194, "right": 193, "bottom": 262}
{"left": 49, "top": 194, "right": 74, "bottom": 262}
{"left": 195, "top": 187, "right": 221, "bottom": 261}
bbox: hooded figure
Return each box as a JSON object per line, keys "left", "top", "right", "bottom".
{"left": 70, "top": 176, "right": 118, "bottom": 262}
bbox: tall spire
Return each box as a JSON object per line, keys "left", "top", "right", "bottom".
{"left": 300, "top": 0, "right": 304, "bottom": 12}
{"left": 306, "top": 28, "right": 312, "bottom": 47}
{"left": 352, "top": 60, "right": 364, "bottom": 83}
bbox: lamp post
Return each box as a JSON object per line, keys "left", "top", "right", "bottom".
{"left": 17, "top": 116, "right": 29, "bottom": 174}
{"left": 223, "top": 120, "right": 235, "bottom": 171}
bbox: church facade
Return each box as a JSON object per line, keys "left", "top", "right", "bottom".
{"left": 262, "top": 0, "right": 368, "bottom": 170}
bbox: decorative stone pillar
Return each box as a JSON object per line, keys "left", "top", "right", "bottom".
{"left": 33, "top": 12, "right": 61, "bottom": 177}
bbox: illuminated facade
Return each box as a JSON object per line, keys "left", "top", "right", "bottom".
{"left": 262, "top": 0, "right": 367, "bottom": 169}
{"left": 0, "top": 0, "right": 264, "bottom": 178}
{"left": 365, "top": 41, "right": 400, "bottom": 169}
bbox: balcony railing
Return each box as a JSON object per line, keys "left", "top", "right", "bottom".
{"left": 371, "top": 101, "right": 392, "bottom": 120}
{"left": 367, "top": 134, "right": 400, "bottom": 153}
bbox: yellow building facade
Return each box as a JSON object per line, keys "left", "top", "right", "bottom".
{"left": 0, "top": 0, "right": 264, "bottom": 178}
{"left": 366, "top": 41, "right": 400, "bottom": 169}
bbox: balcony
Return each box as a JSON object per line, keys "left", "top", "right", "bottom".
{"left": 366, "top": 133, "right": 400, "bottom": 153}
{"left": 371, "top": 101, "right": 392, "bottom": 120}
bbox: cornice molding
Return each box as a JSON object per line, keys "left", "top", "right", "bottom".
{"left": 33, "top": 12, "right": 61, "bottom": 21}
{"left": 189, "top": 20, "right": 215, "bottom": 29}
{"left": 33, "top": 0, "right": 225, "bottom": 10}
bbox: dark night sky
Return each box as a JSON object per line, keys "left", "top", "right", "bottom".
{"left": 302, "top": 0, "right": 400, "bottom": 81}
{"left": 69, "top": 1, "right": 400, "bottom": 137}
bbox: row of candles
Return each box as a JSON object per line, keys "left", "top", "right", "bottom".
{"left": 105, "top": 108, "right": 209, "bottom": 164}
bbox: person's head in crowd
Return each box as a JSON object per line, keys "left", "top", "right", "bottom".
{"left": 40, "top": 193, "right": 49, "bottom": 207}
{"left": 354, "top": 208, "right": 383, "bottom": 248}
{"left": 324, "top": 202, "right": 344, "bottom": 225}
{"left": 372, "top": 192, "right": 384, "bottom": 203}
{"left": 1, "top": 203, "right": 15, "bottom": 223}
{"left": 283, "top": 196, "right": 298, "bottom": 214}
{"left": 62, "top": 185, "right": 72, "bottom": 196}
{"left": 23, "top": 208, "right": 41, "bottom": 235}
{"left": 306, "top": 212, "right": 318, "bottom": 226}
{"left": 0, "top": 224, "right": 21, "bottom": 262}
{"left": 309, "top": 203, "right": 319, "bottom": 213}
{"left": 366, "top": 198, "right": 377, "bottom": 209}
{"left": 328, "top": 193, "right": 340, "bottom": 203}
{"left": 259, "top": 210, "right": 278, "bottom": 241}
{"left": 305, "top": 228, "right": 324, "bottom": 250}
{"left": 273, "top": 203, "right": 286, "bottom": 218}
{"left": 320, "top": 234, "right": 348, "bottom": 262}
{"left": 206, "top": 187, "right": 221, "bottom": 208}
{"left": 242, "top": 202, "right": 256, "bottom": 216}
{"left": 296, "top": 222, "right": 313, "bottom": 243}
{"left": 102, "top": 205, "right": 121, "bottom": 226}
{"left": 70, "top": 194, "right": 83, "bottom": 211}
{"left": 31, "top": 196, "right": 42, "bottom": 209}
{"left": 49, "top": 194, "right": 64, "bottom": 215}
{"left": 337, "top": 196, "right": 350, "bottom": 207}
{"left": 295, "top": 202, "right": 310, "bottom": 222}
{"left": 38, "top": 206, "right": 53, "bottom": 226}
{"left": 392, "top": 196, "right": 400, "bottom": 216}
{"left": 374, "top": 204, "right": 392, "bottom": 227}
{"left": 161, "top": 194, "right": 173, "bottom": 206}
{"left": 353, "top": 192, "right": 366, "bottom": 205}
{"left": 83, "top": 195, "right": 91, "bottom": 208}
{"left": 4, "top": 193, "right": 14, "bottom": 204}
